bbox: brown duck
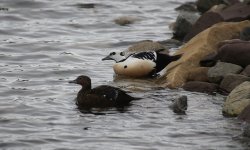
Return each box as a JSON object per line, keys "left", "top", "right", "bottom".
{"left": 69, "top": 75, "right": 138, "bottom": 108}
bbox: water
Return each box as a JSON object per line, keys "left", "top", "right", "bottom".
{"left": 0, "top": 0, "right": 248, "bottom": 149}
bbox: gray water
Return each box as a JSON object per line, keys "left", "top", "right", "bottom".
{"left": 0, "top": 0, "right": 248, "bottom": 149}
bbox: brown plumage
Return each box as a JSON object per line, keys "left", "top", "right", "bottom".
{"left": 69, "top": 75, "right": 138, "bottom": 108}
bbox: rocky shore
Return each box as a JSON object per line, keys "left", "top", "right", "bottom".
{"left": 115, "top": 0, "right": 250, "bottom": 138}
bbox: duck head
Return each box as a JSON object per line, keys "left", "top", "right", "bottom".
{"left": 69, "top": 75, "right": 91, "bottom": 89}
{"left": 102, "top": 51, "right": 127, "bottom": 63}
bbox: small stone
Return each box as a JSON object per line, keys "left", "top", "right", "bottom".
{"left": 114, "top": 16, "right": 137, "bottom": 26}
{"left": 169, "top": 95, "right": 188, "bottom": 114}
{"left": 208, "top": 62, "right": 243, "bottom": 83}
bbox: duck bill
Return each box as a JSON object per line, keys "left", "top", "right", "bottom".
{"left": 102, "top": 56, "right": 112, "bottom": 61}
{"left": 68, "top": 80, "right": 77, "bottom": 84}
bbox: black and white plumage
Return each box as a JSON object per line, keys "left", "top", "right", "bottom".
{"left": 69, "top": 75, "right": 138, "bottom": 108}
{"left": 102, "top": 51, "right": 181, "bottom": 77}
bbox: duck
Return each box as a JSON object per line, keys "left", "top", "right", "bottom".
{"left": 102, "top": 51, "right": 181, "bottom": 77}
{"left": 69, "top": 75, "right": 138, "bottom": 108}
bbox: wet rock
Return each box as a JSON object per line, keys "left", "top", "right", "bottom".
{"left": 220, "top": 74, "right": 250, "bottom": 93}
{"left": 222, "top": 81, "right": 250, "bottom": 116}
{"left": 169, "top": 95, "right": 187, "bottom": 114}
{"left": 175, "top": 2, "right": 197, "bottom": 12}
{"left": 240, "top": 27, "right": 250, "bottom": 41}
{"left": 196, "top": 0, "right": 225, "bottom": 13}
{"left": 183, "top": 81, "right": 219, "bottom": 94}
{"left": 172, "top": 12, "right": 200, "bottom": 41}
{"left": 238, "top": 103, "right": 250, "bottom": 123}
{"left": 161, "top": 20, "right": 250, "bottom": 88}
{"left": 184, "top": 11, "right": 224, "bottom": 42}
{"left": 219, "top": 3, "right": 250, "bottom": 22}
{"left": 243, "top": 124, "right": 250, "bottom": 137}
{"left": 127, "top": 41, "right": 167, "bottom": 53}
{"left": 208, "top": 62, "right": 243, "bottom": 83}
{"left": 244, "top": 0, "right": 250, "bottom": 4}
{"left": 241, "top": 65, "right": 250, "bottom": 77}
{"left": 114, "top": 16, "right": 137, "bottom": 26}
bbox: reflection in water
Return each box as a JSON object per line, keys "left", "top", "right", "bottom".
{"left": 0, "top": 0, "right": 248, "bottom": 149}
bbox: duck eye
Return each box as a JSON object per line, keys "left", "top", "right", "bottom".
{"left": 120, "top": 52, "right": 125, "bottom": 56}
{"left": 110, "top": 52, "right": 116, "bottom": 55}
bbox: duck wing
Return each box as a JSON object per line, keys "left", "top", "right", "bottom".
{"left": 91, "top": 85, "right": 136, "bottom": 105}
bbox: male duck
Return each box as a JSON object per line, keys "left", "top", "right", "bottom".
{"left": 69, "top": 75, "right": 138, "bottom": 108}
{"left": 102, "top": 51, "right": 181, "bottom": 77}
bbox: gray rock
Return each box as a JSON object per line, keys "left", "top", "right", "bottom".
{"left": 222, "top": 81, "right": 250, "bottom": 116}
{"left": 172, "top": 12, "right": 200, "bottom": 41}
{"left": 169, "top": 95, "right": 188, "bottom": 114}
{"left": 196, "top": 0, "right": 225, "bottom": 13}
{"left": 220, "top": 74, "right": 250, "bottom": 93}
{"left": 208, "top": 62, "right": 243, "bottom": 83}
{"left": 175, "top": 2, "right": 197, "bottom": 12}
{"left": 241, "top": 65, "right": 250, "bottom": 77}
{"left": 183, "top": 81, "right": 219, "bottom": 94}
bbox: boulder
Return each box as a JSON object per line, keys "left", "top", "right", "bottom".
{"left": 184, "top": 12, "right": 224, "bottom": 42}
{"left": 216, "top": 40, "right": 250, "bottom": 67}
{"left": 172, "top": 12, "right": 200, "bottom": 41}
{"left": 160, "top": 20, "right": 250, "bottom": 88}
{"left": 219, "top": 3, "right": 250, "bottom": 21}
{"left": 222, "top": 81, "right": 250, "bottom": 116}
{"left": 208, "top": 62, "right": 243, "bottom": 83}
{"left": 183, "top": 81, "right": 219, "bottom": 94}
{"left": 175, "top": 2, "right": 197, "bottom": 12}
{"left": 241, "top": 65, "right": 250, "bottom": 77}
{"left": 196, "top": 0, "right": 225, "bottom": 13}
{"left": 220, "top": 74, "right": 250, "bottom": 93}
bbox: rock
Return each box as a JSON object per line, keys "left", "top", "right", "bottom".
{"left": 183, "top": 81, "right": 219, "bottom": 94}
{"left": 127, "top": 41, "right": 167, "bottom": 53}
{"left": 159, "top": 20, "right": 250, "bottom": 88}
{"left": 169, "top": 95, "right": 187, "bottom": 114}
{"left": 196, "top": 0, "right": 225, "bottom": 13}
{"left": 222, "top": 81, "right": 250, "bottom": 116}
{"left": 241, "top": 65, "right": 250, "bottom": 77}
{"left": 217, "top": 40, "right": 250, "bottom": 67}
{"left": 208, "top": 62, "right": 243, "bottom": 83}
{"left": 114, "top": 16, "right": 137, "bottom": 26}
{"left": 238, "top": 103, "right": 250, "bottom": 123}
{"left": 219, "top": 3, "right": 250, "bottom": 21}
{"left": 175, "top": 2, "right": 197, "bottom": 12}
{"left": 184, "top": 11, "right": 224, "bottom": 42}
{"left": 172, "top": 12, "right": 200, "bottom": 41}
{"left": 220, "top": 74, "right": 250, "bottom": 93}
{"left": 240, "top": 27, "right": 250, "bottom": 41}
